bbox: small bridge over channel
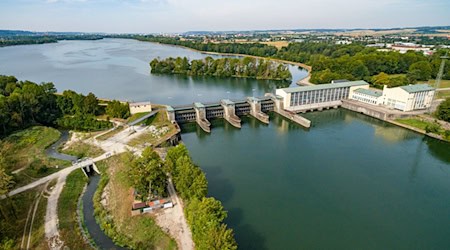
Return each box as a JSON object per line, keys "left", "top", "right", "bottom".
{"left": 166, "top": 94, "right": 311, "bottom": 133}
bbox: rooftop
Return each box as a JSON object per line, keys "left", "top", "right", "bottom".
{"left": 194, "top": 102, "right": 205, "bottom": 108}
{"left": 129, "top": 101, "right": 151, "bottom": 107}
{"left": 400, "top": 84, "right": 435, "bottom": 93}
{"left": 221, "top": 99, "right": 235, "bottom": 105}
{"left": 354, "top": 88, "right": 382, "bottom": 97}
{"left": 278, "top": 80, "right": 369, "bottom": 93}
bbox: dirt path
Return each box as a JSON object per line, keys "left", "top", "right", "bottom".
{"left": 45, "top": 174, "right": 69, "bottom": 249}
{"left": 154, "top": 178, "right": 194, "bottom": 250}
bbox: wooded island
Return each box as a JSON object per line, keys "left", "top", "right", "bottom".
{"left": 150, "top": 56, "right": 292, "bottom": 82}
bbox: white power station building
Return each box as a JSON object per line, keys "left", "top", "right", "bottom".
{"left": 350, "top": 84, "right": 435, "bottom": 112}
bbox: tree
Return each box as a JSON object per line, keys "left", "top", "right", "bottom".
{"left": 407, "top": 61, "right": 432, "bottom": 81}
{"left": 106, "top": 100, "right": 130, "bottom": 119}
{"left": 83, "top": 92, "right": 98, "bottom": 115}
{"left": 436, "top": 98, "right": 450, "bottom": 122}
{"left": 128, "top": 148, "right": 167, "bottom": 200}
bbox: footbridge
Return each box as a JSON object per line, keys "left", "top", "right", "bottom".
{"left": 166, "top": 94, "right": 310, "bottom": 133}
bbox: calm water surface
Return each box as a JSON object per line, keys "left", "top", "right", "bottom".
{"left": 181, "top": 110, "right": 450, "bottom": 249}
{"left": 0, "top": 38, "right": 307, "bottom": 105}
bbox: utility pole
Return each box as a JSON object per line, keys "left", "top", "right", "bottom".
{"left": 429, "top": 53, "right": 448, "bottom": 113}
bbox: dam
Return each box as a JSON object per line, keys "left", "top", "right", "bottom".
{"left": 166, "top": 94, "right": 311, "bottom": 132}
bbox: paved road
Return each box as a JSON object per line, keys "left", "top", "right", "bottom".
{"left": 2, "top": 153, "right": 113, "bottom": 199}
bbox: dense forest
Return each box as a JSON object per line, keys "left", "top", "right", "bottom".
{"left": 137, "top": 36, "right": 450, "bottom": 86}
{"left": 0, "top": 75, "right": 129, "bottom": 137}
{"left": 150, "top": 56, "right": 292, "bottom": 82}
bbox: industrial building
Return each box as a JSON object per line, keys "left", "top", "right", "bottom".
{"left": 275, "top": 80, "right": 370, "bottom": 112}
{"left": 276, "top": 80, "right": 435, "bottom": 113}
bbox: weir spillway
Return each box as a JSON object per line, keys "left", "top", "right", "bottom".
{"left": 166, "top": 94, "right": 310, "bottom": 133}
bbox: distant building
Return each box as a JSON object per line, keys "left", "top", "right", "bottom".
{"left": 129, "top": 101, "right": 152, "bottom": 115}
{"left": 391, "top": 43, "right": 431, "bottom": 54}
{"left": 350, "top": 84, "right": 435, "bottom": 111}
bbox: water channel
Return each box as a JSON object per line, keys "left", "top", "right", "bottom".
{"left": 2, "top": 39, "right": 449, "bottom": 249}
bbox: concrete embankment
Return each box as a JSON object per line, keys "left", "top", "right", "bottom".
{"left": 275, "top": 110, "right": 311, "bottom": 128}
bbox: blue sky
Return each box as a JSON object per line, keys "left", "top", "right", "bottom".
{"left": 0, "top": 0, "right": 449, "bottom": 33}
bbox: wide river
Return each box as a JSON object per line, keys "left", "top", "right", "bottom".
{"left": 1, "top": 39, "right": 449, "bottom": 249}
{"left": 0, "top": 38, "right": 307, "bottom": 105}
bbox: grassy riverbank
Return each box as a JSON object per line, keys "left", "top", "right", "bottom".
{"left": 1, "top": 126, "right": 70, "bottom": 188}
{"left": 92, "top": 155, "right": 177, "bottom": 249}
{"left": 395, "top": 116, "right": 450, "bottom": 140}
{"left": 58, "top": 170, "right": 91, "bottom": 249}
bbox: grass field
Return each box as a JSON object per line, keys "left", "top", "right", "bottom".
{"left": 58, "top": 170, "right": 91, "bottom": 249}
{"left": 261, "top": 41, "right": 290, "bottom": 49}
{"left": 128, "top": 110, "right": 178, "bottom": 148}
{"left": 93, "top": 155, "right": 177, "bottom": 249}
{"left": 60, "top": 141, "right": 105, "bottom": 159}
{"left": 436, "top": 90, "right": 450, "bottom": 99}
{"left": 127, "top": 112, "right": 151, "bottom": 124}
{"left": 1, "top": 126, "right": 71, "bottom": 188}
{"left": 428, "top": 79, "right": 450, "bottom": 88}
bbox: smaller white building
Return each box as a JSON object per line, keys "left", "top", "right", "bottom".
{"left": 129, "top": 101, "right": 152, "bottom": 115}
{"left": 351, "top": 88, "right": 383, "bottom": 105}
{"left": 349, "top": 84, "right": 435, "bottom": 111}
{"left": 382, "top": 84, "right": 435, "bottom": 111}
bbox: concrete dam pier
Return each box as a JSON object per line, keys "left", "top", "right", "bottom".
{"left": 166, "top": 95, "right": 311, "bottom": 133}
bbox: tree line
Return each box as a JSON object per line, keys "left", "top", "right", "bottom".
{"left": 0, "top": 75, "right": 130, "bottom": 137}
{"left": 136, "top": 36, "right": 450, "bottom": 87}
{"left": 150, "top": 56, "right": 292, "bottom": 82}
{"left": 0, "top": 34, "right": 104, "bottom": 47}
{"left": 165, "top": 144, "right": 237, "bottom": 250}
{"left": 123, "top": 144, "right": 236, "bottom": 249}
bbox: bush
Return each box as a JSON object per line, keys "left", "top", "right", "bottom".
{"left": 425, "top": 123, "right": 441, "bottom": 133}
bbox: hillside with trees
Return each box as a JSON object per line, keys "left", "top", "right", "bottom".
{"left": 150, "top": 56, "right": 292, "bottom": 82}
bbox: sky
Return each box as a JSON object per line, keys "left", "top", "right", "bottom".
{"left": 0, "top": 0, "right": 449, "bottom": 33}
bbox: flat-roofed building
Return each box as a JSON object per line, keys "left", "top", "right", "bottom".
{"left": 276, "top": 80, "right": 370, "bottom": 111}
{"left": 381, "top": 84, "right": 435, "bottom": 111}
{"left": 351, "top": 88, "right": 383, "bottom": 105}
{"left": 129, "top": 101, "right": 152, "bottom": 114}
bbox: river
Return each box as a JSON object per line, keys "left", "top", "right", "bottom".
{"left": 0, "top": 38, "right": 307, "bottom": 105}
{"left": 2, "top": 39, "right": 449, "bottom": 249}
{"left": 181, "top": 110, "right": 450, "bottom": 249}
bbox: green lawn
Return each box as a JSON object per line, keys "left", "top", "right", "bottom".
{"left": 436, "top": 90, "right": 450, "bottom": 99}
{"left": 395, "top": 118, "right": 430, "bottom": 130}
{"left": 127, "top": 112, "right": 151, "bottom": 124}
{"left": 58, "top": 170, "right": 91, "bottom": 249}
{"left": 1, "top": 126, "right": 71, "bottom": 188}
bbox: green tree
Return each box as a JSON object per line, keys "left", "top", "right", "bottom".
{"left": 407, "top": 61, "right": 432, "bottom": 81}
{"left": 436, "top": 98, "right": 450, "bottom": 122}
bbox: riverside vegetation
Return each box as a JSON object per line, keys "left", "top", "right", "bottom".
{"left": 150, "top": 56, "right": 292, "bottom": 83}
{"left": 93, "top": 145, "right": 237, "bottom": 249}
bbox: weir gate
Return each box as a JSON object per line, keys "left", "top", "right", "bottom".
{"left": 166, "top": 94, "right": 311, "bottom": 133}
